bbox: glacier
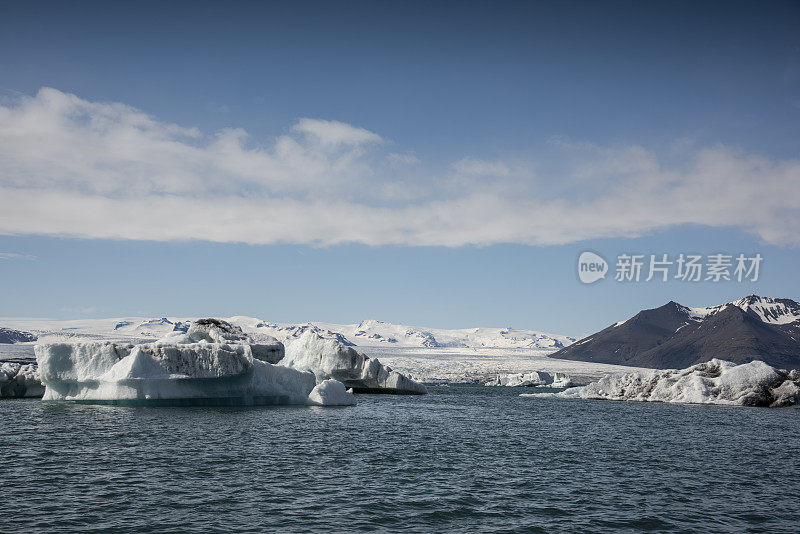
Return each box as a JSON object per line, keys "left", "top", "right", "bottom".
{"left": 523, "top": 359, "right": 800, "bottom": 407}
{"left": 280, "top": 330, "right": 427, "bottom": 394}
{"left": 34, "top": 325, "right": 356, "bottom": 406}
{"left": 485, "top": 371, "right": 573, "bottom": 388}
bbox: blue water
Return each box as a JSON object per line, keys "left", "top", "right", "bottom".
{"left": 4, "top": 385, "right": 800, "bottom": 532}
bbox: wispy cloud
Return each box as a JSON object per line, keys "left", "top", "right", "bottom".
{"left": 0, "top": 88, "right": 798, "bottom": 247}
{"left": 0, "top": 252, "right": 36, "bottom": 260}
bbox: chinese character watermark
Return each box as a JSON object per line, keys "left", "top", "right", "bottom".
{"left": 578, "top": 252, "right": 762, "bottom": 284}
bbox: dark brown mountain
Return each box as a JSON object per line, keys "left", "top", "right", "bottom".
{"left": 551, "top": 295, "right": 800, "bottom": 369}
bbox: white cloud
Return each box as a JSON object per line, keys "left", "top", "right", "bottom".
{"left": 451, "top": 157, "right": 511, "bottom": 177}
{"left": 0, "top": 88, "right": 799, "bottom": 247}
{"left": 387, "top": 152, "right": 420, "bottom": 166}
{"left": 290, "top": 118, "right": 383, "bottom": 148}
{"left": 0, "top": 252, "right": 36, "bottom": 260}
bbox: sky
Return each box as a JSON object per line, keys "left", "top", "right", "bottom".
{"left": 0, "top": 0, "right": 799, "bottom": 337}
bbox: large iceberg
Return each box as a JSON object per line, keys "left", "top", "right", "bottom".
{"left": 280, "top": 330, "right": 427, "bottom": 394}
{"left": 0, "top": 360, "right": 44, "bottom": 398}
{"left": 35, "top": 335, "right": 355, "bottom": 406}
{"left": 524, "top": 359, "right": 800, "bottom": 407}
{"left": 485, "top": 371, "right": 573, "bottom": 388}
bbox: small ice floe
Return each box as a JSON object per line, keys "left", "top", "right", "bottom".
{"left": 485, "top": 371, "right": 573, "bottom": 388}
{"left": 308, "top": 379, "right": 357, "bottom": 406}
{"left": 521, "top": 359, "right": 800, "bottom": 407}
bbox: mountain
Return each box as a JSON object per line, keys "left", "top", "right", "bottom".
{"left": 550, "top": 295, "right": 800, "bottom": 369}
{"left": 312, "top": 319, "right": 575, "bottom": 350}
{"left": 0, "top": 327, "right": 37, "bottom": 344}
{"left": 0, "top": 316, "right": 574, "bottom": 352}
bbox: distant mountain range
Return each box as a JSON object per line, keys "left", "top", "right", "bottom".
{"left": 0, "top": 316, "right": 575, "bottom": 351}
{"left": 551, "top": 295, "right": 800, "bottom": 369}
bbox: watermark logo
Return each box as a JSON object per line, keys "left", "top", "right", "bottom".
{"left": 578, "top": 251, "right": 762, "bottom": 284}
{"left": 577, "top": 251, "right": 608, "bottom": 284}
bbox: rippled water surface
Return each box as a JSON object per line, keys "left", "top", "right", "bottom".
{"left": 5, "top": 385, "right": 800, "bottom": 532}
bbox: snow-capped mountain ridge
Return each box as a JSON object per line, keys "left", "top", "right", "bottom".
{"left": 315, "top": 319, "right": 575, "bottom": 350}
{"left": 0, "top": 315, "right": 575, "bottom": 350}
{"left": 675, "top": 295, "right": 800, "bottom": 326}
{"left": 555, "top": 295, "right": 800, "bottom": 370}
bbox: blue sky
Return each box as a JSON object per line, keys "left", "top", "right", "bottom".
{"left": 0, "top": 1, "right": 799, "bottom": 336}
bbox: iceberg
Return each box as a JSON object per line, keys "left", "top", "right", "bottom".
{"left": 524, "top": 359, "right": 800, "bottom": 407}
{"left": 308, "top": 379, "right": 358, "bottom": 406}
{"left": 280, "top": 330, "right": 427, "bottom": 394}
{"left": 0, "top": 360, "right": 44, "bottom": 398}
{"left": 485, "top": 371, "right": 573, "bottom": 388}
{"left": 35, "top": 337, "right": 354, "bottom": 406}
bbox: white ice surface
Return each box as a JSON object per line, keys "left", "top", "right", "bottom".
{"left": 361, "top": 346, "right": 639, "bottom": 384}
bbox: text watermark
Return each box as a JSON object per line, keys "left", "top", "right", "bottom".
{"left": 578, "top": 252, "right": 762, "bottom": 284}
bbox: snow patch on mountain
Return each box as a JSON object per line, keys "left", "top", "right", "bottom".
{"left": 678, "top": 295, "right": 800, "bottom": 325}
{"left": 733, "top": 295, "right": 800, "bottom": 325}
{"left": 279, "top": 330, "right": 427, "bottom": 394}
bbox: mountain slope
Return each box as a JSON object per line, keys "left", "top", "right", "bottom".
{"left": 551, "top": 295, "right": 800, "bottom": 369}
{"left": 0, "top": 327, "right": 37, "bottom": 344}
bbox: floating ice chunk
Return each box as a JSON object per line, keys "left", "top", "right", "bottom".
{"left": 34, "top": 340, "right": 349, "bottom": 407}
{"left": 485, "top": 371, "right": 572, "bottom": 388}
{"left": 0, "top": 361, "right": 44, "bottom": 397}
{"left": 280, "top": 330, "right": 427, "bottom": 394}
{"left": 308, "top": 379, "right": 358, "bottom": 406}
{"left": 524, "top": 359, "right": 800, "bottom": 407}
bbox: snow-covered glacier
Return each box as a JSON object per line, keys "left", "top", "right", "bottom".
{"left": 485, "top": 371, "right": 573, "bottom": 388}
{"left": 34, "top": 320, "right": 357, "bottom": 406}
{"left": 524, "top": 359, "right": 800, "bottom": 407}
{"left": 280, "top": 330, "right": 427, "bottom": 394}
